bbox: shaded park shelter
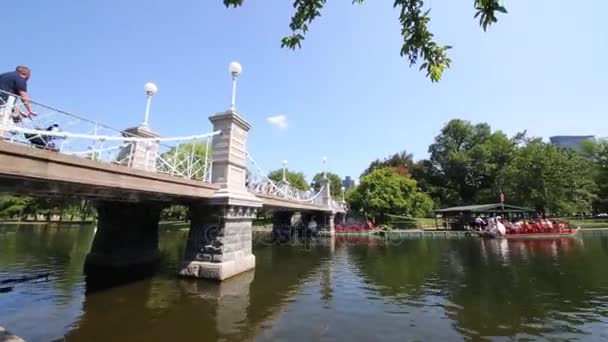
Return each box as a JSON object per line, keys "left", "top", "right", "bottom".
{"left": 434, "top": 203, "right": 536, "bottom": 230}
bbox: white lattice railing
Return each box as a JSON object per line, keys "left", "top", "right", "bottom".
{"left": 0, "top": 90, "right": 219, "bottom": 183}
{"left": 331, "top": 199, "right": 348, "bottom": 212}
{"left": 246, "top": 152, "right": 325, "bottom": 205}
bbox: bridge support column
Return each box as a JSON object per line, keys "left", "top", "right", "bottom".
{"left": 300, "top": 212, "right": 319, "bottom": 236}
{"left": 85, "top": 201, "right": 164, "bottom": 269}
{"left": 272, "top": 211, "right": 294, "bottom": 242}
{"left": 318, "top": 213, "right": 336, "bottom": 236}
{"left": 180, "top": 204, "right": 258, "bottom": 280}
{"left": 335, "top": 212, "right": 346, "bottom": 225}
{"left": 180, "top": 109, "right": 262, "bottom": 280}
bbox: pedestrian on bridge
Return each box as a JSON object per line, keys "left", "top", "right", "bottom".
{"left": 0, "top": 65, "right": 36, "bottom": 118}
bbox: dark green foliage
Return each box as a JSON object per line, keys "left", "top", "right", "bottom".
{"left": 0, "top": 195, "right": 31, "bottom": 218}
{"left": 419, "top": 119, "right": 519, "bottom": 206}
{"left": 404, "top": 119, "right": 598, "bottom": 216}
{"left": 162, "top": 205, "right": 188, "bottom": 221}
{"left": 362, "top": 150, "right": 414, "bottom": 178}
{"left": 268, "top": 169, "right": 310, "bottom": 191}
{"left": 502, "top": 139, "right": 596, "bottom": 215}
{"left": 580, "top": 139, "right": 608, "bottom": 213}
{"left": 348, "top": 167, "right": 434, "bottom": 222}
{"left": 474, "top": 0, "right": 508, "bottom": 31}
{"left": 0, "top": 195, "right": 94, "bottom": 221}
{"left": 223, "top": 0, "right": 507, "bottom": 81}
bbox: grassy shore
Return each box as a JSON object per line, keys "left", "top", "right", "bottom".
{"left": 385, "top": 215, "right": 439, "bottom": 230}
{"left": 0, "top": 220, "right": 273, "bottom": 232}
{"left": 158, "top": 220, "right": 272, "bottom": 231}
{"left": 4, "top": 217, "right": 602, "bottom": 231}
{"left": 565, "top": 220, "right": 608, "bottom": 229}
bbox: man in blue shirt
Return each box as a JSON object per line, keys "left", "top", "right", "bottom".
{"left": 0, "top": 66, "right": 36, "bottom": 116}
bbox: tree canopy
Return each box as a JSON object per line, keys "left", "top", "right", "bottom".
{"left": 0, "top": 195, "right": 94, "bottom": 221}
{"left": 0, "top": 195, "right": 30, "bottom": 218}
{"left": 348, "top": 167, "right": 434, "bottom": 221}
{"left": 268, "top": 169, "right": 310, "bottom": 191}
{"left": 422, "top": 119, "right": 518, "bottom": 206}
{"left": 362, "top": 150, "right": 414, "bottom": 178}
{"left": 503, "top": 139, "right": 596, "bottom": 215}
{"left": 371, "top": 119, "right": 599, "bottom": 217}
{"left": 223, "top": 0, "right": 507, "bottom": 82}
{"left": 580, "top": 139, "right": 608, "bottom": 212}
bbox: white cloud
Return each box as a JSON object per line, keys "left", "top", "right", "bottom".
{"left": 267, "top": 114, "right": 288, "bottom": 130}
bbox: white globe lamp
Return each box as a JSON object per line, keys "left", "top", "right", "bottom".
{"left": 143, "top": 82, "right": 158, "bottom": 126}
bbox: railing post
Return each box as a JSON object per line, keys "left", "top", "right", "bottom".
{"left": 204, "top": 137, "right": 211, "bottom": 182}
{"left": 116, "top": 124, "right": 160, "bottom": 172}
{"left": 128, "top": 143, "right": 135, "bottom": 167}
{"left": 188, "top": 141, "right": 196, "bottom": 178}
{"left": 170, "top": 143, "right": 179, "bottom": 176}
{"left": 0, "top": 95, "right": 17, "bottom": 137}
{"left": 144, "top": 142, "right": 151, "bottom": 170}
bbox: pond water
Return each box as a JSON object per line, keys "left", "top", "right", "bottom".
{"left": 1, "top": 224, "right": 607, "bottom": 341}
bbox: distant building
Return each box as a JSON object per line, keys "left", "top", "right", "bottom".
{"left": 342, "top": 176, "right": 355, "bottom": 190}
{"left": 549, "top": 135, "right": 595, "bottom": 150}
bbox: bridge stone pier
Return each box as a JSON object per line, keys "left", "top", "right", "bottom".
{"left": 271, "top": 210, "right": 337, "bottom": 243}
{"left": 85, "top": 201, "right": 164, "bottom": 269}
{"left": 270, "top": 178, "right": 340, "bottom": 242}
{"left": 179, "top": 109, "right": 262, "bottom": 280}
{"left": 271, "top": 211, "right": 296, "bottom": 242}
{"left": 84, "top": 125, "right": 167, "bottom": 270}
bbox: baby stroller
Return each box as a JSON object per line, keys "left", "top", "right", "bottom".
{"left": 24, "top": 124, "right": 63, "bottom": 151}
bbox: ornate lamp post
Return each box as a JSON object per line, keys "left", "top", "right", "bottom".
{"left": 142, "top": 82, "right": 158, "bottom": 126}
{"left": 229, "top": 61, "right": 242, "bottom": 111}
{"left": 282, "top": 160, "right": 288, "bottom": 182}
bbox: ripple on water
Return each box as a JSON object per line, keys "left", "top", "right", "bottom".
{"left": 4, "top": 228, "right": 608, "bottom": 341}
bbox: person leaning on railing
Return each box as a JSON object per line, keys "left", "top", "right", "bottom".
{"left": 0, "top": 65, "right": 37, "bottom": 118}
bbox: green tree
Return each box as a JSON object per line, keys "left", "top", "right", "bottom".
{"left": 313, "top": 172, "right": 343, "bottom": 197}
{"left": 268, "top": 169, "right": 310, "bottom": 191}
{"left": 424, "top": 119, "right": 518, "bottom": 206}
{"left": 223, "top": 0, "right": 507, "bottom": 82}
{"left": 348, "top": 167, "right": 434, "bottom": 222}
{"left": 0, "top": 194, "right": 31, "bottom": 218}
{"left": 162, "top": 205, "right": 188, "bottom": 221}
{"left": 362, "top": 150, "right": 415, "bottom": 178}
{"left": 159, "top": 141, "right": 210, "bottom": 180}
{"left": 503, "top": 139, "right": 596, "bottom": 216}
{"left": 580, "top": 139, "right": 608, "bottom": 212}
{"left": 0, "top": 194, "right": 95, "bottom": 221}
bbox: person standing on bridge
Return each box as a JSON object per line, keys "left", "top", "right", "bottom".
{"left": 0, "top": 66, "right": 36, "bottom": 118}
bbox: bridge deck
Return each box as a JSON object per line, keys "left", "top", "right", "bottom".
{"left": 0, "top": 142, "right": 333, "bottom": 211}
{"left": 255, "top": 193, "right": 332, "bottom": 212}
{"left": 0, "top": 141, "right": 219, "bottom": 202}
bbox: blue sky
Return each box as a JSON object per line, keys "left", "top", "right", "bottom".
{"left": 5, "top": 0, "right": 607, "bottom": 181}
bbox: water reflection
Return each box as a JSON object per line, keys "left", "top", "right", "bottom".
{"left": 0, "top": 224, "right": 94, "bottom": 341}
{"left": 63, "top": 235, "right": 334, "bottom": 342}
{"left": 447, "top": 237, "right": 607, "bottom": 339}
{"left": 1, "top": 225, "right": 608, "bottom": 341}
{"left": 348, "top": 235, "right": 608, "bottom": 340}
